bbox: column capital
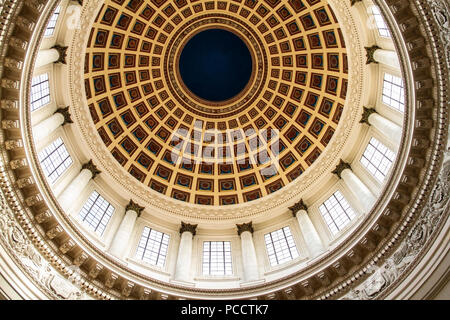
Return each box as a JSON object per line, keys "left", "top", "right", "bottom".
{"left": 51, "top": 45, "right": 68, "bottom": 64}
{"left": 236, "top": 222, "right": 254, "bottom": 236}
{"left": 365, "top": 45, "right": 381, "bottom": 64}
{"left": 289, "top": 199, "right": 308, "bottom": 217}
{"left": 359, "top": 107, "right": 377, "bottom": 124}
{"left": 55, "top": 106, "right": 73, "bottom": 125}
{"left": 350, "top": 0, "right": 362, "bottom": 6}
{"left": 125, "top": 199, "right": 145, "bottom": 217}
{"left": 332, "top": 160, "right": 352, "bottom": 179}
{"left": 180, "top": 222, "right": 197, "bottom": 236}
{"left": 81, "top": 160, "right": 101, "bottom": 179}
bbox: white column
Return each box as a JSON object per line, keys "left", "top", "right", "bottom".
{"left": 109, "top": 200, "right": 144, "bottom": 258}
{"left": 341, "top": 168, "right": 376, "bottom": 213}
{"left": 33, "top": 112, "right": 64, "bottom": 142}
{"left": 237, "top": 223, "right": 259, "bottom": 282}
{"left": 368, "top": 112, "right": 402, "bottom": 146}
{"left": 373, "top": 49, "right": 401, "bottom": 70}
{"left": 173, "top": 222, "right": 197, "bottom": 282}
{"left": 35, "top": 49, "right": 60, "bottom": 68}
{"left": 295, "top": 209, "right": 325, "bottom": 258}
{"left": 57, "top": 168, "right": 92, "bottom": 212}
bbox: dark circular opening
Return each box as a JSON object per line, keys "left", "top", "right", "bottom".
{"left": 179, "top": 29, "right": 253, "bottom": 102}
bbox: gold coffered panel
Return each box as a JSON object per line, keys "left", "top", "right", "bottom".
{"left": 84, "top": 0, "right": 349, "bottom": 205}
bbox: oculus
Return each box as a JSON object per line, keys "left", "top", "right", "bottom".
{"left": 178, "top": 29, "right": 253, "bottom": 102}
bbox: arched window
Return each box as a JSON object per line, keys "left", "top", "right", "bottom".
{"left": 135, "top": 227, "right": 170, "bottom": 267}
{"left": 319, "top": 191, "right": 357, "bottom": 235}
{"left": 78, "top": 191, "right": 115, "bottom": 235}
{"left": 382, "top": 73, "right": 405, "bottom": 112}
{"left": 371, "top": 6, "right": 391, "bottom": 38}
{"left": 44, "top": 6, "right": 61, "bottom": 37}
{"left": 264, "top": 226, "right": 299, "bottom": 266}
{"left": 202, "top": 241, "right": 232, "bottom": 276}
{"left": 38, "top": 137, "right": 73, "bottom": 183}
{"left": 360, "top": 137, "right": 396, "bottom": 182}
{"left": 30, "top": 73, "right": 50, "bottom": 111}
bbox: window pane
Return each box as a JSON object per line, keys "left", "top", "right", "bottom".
{"left": 135, "top": 227, "right": 170, "bottom": 268}
{"left": 31, "top": 73, "right": 50, "bottom": 111}
{"left": 319, "top": 191, "right": 357, "bottom": 235}
{"left": 360, "top": 137, "right": 396, "bottom": 182}
{"left": 38, "top": 137, "right": 73, "bottom": 183}
{"left": 78, "top": 191, "right": 115, "bottom": 235}
{"left": 44, "top": 6, "right": 61, "bottom": 37}
{"left": 371, "top": 6, "right": 391, "bottom": 38}
{"left": 382, "top": 73, "right": 405, "bottom": 112}
{"left": 264, "top": 227, "right": 299, "bottom": 267}
{"left": 202, "top": 241, "right": 232, "bottom": 276}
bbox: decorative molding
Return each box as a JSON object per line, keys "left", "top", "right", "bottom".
{"left": 51, "top": 45, "right": 68, "bottom": 64}
{"left": 9, "top": 159, "right": 28, "bottom": 170}
{"left": 360, "top": 107, "right": 378, "bottom": 124}
{"left": 81, "top": 160, "right": 101, "bottom": 179}
{"left": 236, "top": 222, "right": 254, "bottom": 236}
{"left": 429, "top": 0, "right": 450, "bottom": 67}
{"left": 4, "top": 57, "right": 23, "bottom": 70}
{"left": 16, "top": 176, "right": 34, "bottom": 189}
{"left": 289, "top": 199, "right": 308, "bottom": 217}
{"left": 1, "top": 100, "right": 19, "bottom": 110}
{"left": 55, "top": 106, "right": 73, "bottom": 125}
{"left": 1, "top": 79, "right": 20, "bottom": 90}
{"left": 125, "top": 199, "right": 145, "bottom": 217}
{"left": 0, "top": 191, "right": 87, "bottom": 299}
{"left": 343, "top": 158, "right": 450, "bottom": 300}
{"left": 332, "top": 160, "right": 352, "bottom": 179}
{"left": 4, "top": 139, "right": 24, "bottom": 150}
{"left": 2, "top": 120, "right": 19, "bottom": 129}
{"left": 179, "top": 222, "right": 197, "bottom": 236}
{"left": 365, "top": 45, "right": 381, "bottom": 64}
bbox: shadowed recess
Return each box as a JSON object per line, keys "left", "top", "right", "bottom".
{"left": 179, "top": 29, "right": 253, "bottom": 102}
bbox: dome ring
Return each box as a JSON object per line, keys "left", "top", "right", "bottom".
{"left": 163, "top": 14, "right": 268, "bottom": 119}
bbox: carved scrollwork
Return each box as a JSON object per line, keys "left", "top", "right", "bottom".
{"left": 342, "top": 158, "right": 450, "bottom": 299}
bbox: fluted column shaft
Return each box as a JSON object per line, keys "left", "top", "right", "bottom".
{"left": 35, "top": 49, "right": 60, "bottom": 68}
{"left": 368, "top": 112, "right": 402, "bottom": 146}
{"left": 174, "top": 230, "right": 194, "bottom": 281}
{"left": 341, "top": 168, "right": 376, "bottom": 212}
{"left": 240, "top": 230, "right": 259, "bottom": 282}
{"left": 373, "top": 48, "right": 400, "bottom": 70}
{"left": 295, "top": 209, "right": 325, "bottom": 258}
{"left": 33, "top": 112, "right": 64, "bottom": 142}
{"left": 109, "top": 209, "right": 139, "bottom": 257}
{"left": 57, "top": 168, "right": 92, "bottom": 212}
